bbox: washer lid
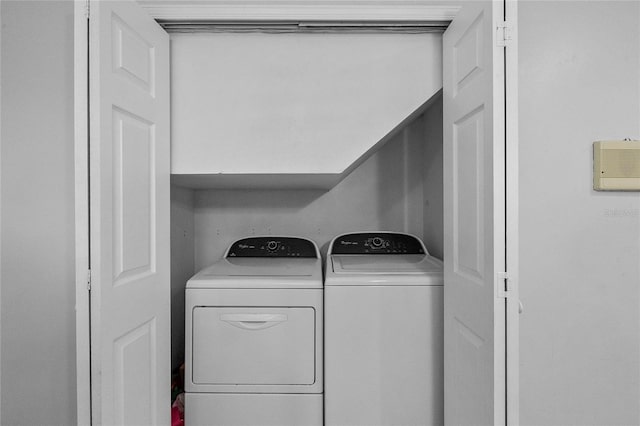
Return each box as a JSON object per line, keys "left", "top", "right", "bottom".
{"left": 331, "top": 254, "right": 442, "bottom": 275}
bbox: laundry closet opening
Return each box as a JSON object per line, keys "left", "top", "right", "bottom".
{"left": 167, "top": 28, "right": 446, "bottom": 377}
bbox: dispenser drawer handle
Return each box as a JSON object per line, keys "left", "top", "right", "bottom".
{"left": 220, "top": 313, "right": 288, "bottom": 330}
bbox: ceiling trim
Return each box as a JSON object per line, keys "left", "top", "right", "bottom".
{"left": 138, "top": 1, "right": 460, "bottom": 23}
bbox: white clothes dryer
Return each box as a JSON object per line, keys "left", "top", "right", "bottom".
{"left": 185, "top": 236, "right": 323, "bottom": 426}
{"left": 324, "top": 232, "right": 444, "bottom": 426}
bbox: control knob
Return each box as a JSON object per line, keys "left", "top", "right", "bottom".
{"left": 266, "top": 240, "right": 279, "bottom": 251}
{"left": 371, "top": 237, "right": 384, "bottom": 248}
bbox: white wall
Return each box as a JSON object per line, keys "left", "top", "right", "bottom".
{"left": 170, "top": 32, "right": 442, "bottom": 175}
{"left": 1, "top": 1, "right": 76, "bottom": 424}
{"left": 422, "top": 93, "right": 443, "bottom": 259}
{"left": 191, "top": 108, "right": 434, "bottom": 270}
{"left": 170, "top": 186, "right": 195, "bottom": 371}
{"left": 0, "top": 1, "right": 3, "bottom": 416}
{"left": 519, "top": 2, "right": 640, "bottom": 424}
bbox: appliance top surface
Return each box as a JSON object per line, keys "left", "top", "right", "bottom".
{"left": 187, "top": 258, "right": 323, "bottom": 288}
{"left": 330, "top": 254, "right": 443, "bottom": 275}
{"left": 187, "top": 236, "right": 322, "bottom": 289}
{"left": 187, "top": 236, "right": 323, "bottom": 289}
{"left": 196, "top": 257, "right": 322, "bottom": 277}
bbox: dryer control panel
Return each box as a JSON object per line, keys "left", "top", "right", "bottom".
{"left": 227, "top": 237, "right": 318, "bottom": 258}
{"left": 331, "top": 232, "right": 425, "bottom": 255}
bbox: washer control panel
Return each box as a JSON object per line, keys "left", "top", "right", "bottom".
{"left": 331, "top": 232, "right": 425, "bottom": 255}
{"left": 227, "top": 237, "right": 317, "bottom": 258}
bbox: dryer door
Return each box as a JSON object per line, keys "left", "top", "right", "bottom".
{"left": 192, "top": 307, "right": 316, "bottom": 386}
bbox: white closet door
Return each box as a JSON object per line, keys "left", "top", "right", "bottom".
{"left": 89, "top": 1, "right": 170, "bottom": 424}
{"left": 443, "top": 1, "right": 508, "bottom": 424}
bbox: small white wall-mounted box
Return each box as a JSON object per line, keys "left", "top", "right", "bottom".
{"left": 593, "top": 140, "right": 640, "bottom": 191}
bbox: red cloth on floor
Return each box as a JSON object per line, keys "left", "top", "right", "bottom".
{"left": 171, "top": 405, "right": 184, "bottom": 426}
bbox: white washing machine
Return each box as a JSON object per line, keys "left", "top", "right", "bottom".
{"left": 184, "top": 236, "right": 323, "bottom": 426}
{"left": 324, "top": 232, "right": 444, "bottom": 426}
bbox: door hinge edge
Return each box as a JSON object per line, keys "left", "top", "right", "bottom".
{"left": 496, "top": 21, "right": 512, "bottom": 47}
{"left": 87, "top": 269, "right": 91, "bottom": 291}
{"left": 497, "top": 271, "right": 510, "bottom": 298}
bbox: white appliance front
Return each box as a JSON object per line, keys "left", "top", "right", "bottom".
{"left": 185, "top": 236, "right": 323, "bottom": 426}
{"left": 186, "top": 288, "right": 323, "bottom": 394}
{"left": 192, "top": 306, "right": 315, "bottom": 386}
{"left": 325, "top": 284, "right": 443, "bottom": 426}
{"left": 324, "top": 232, "right": 444, "bottom": 426}
{"left": 185, "top": 393, "right": 323, "bottom": 426}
